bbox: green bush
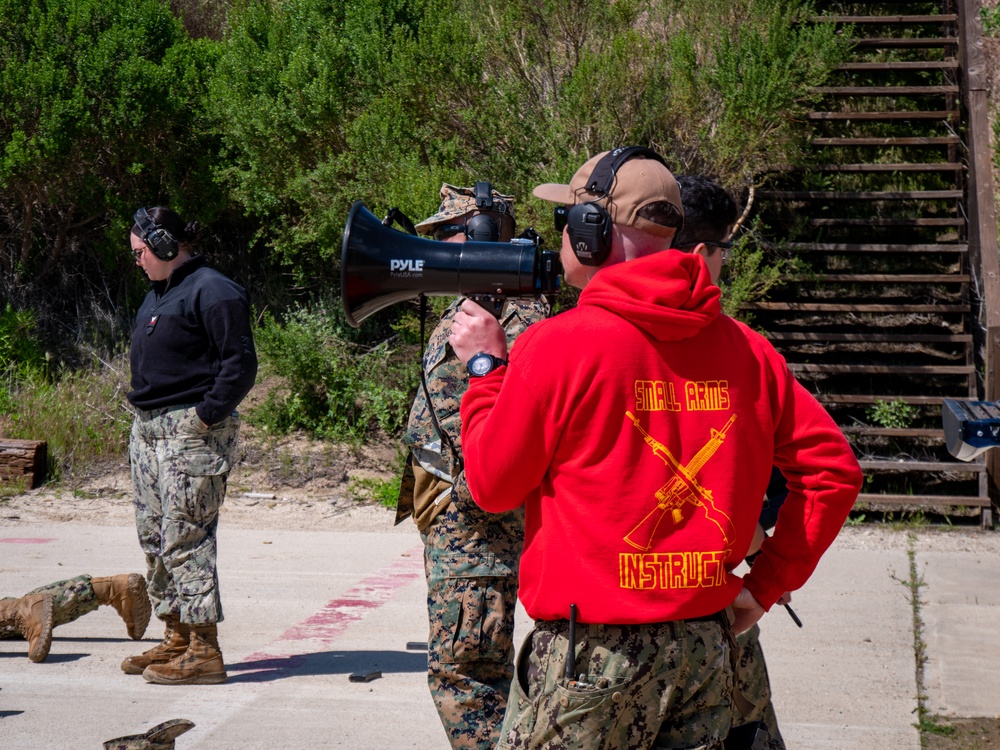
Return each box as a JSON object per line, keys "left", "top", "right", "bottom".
{"left": 250, "top": 303, "right": 419, "bottom": 442}
{"left": 867, "top": 399, "right": 918, "bottom": 429}
{"left": 3, "top": 354, "right": 133, "bottom": 481}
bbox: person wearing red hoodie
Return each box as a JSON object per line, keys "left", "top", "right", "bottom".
{"left": 448, "top": 147, "right": 862, "bottom": 750}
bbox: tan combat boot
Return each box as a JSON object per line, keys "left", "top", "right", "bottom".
{"left": 121, "top": 616, "right": 189, "bottom": 675}
{"left": 0, "top": 593, "right": 55, "bottom": 662}
{"left": 142, "top": 624, "right": 227, "bottom": 685}
{"left": 103, "top": 718, "right": 196, "bottom": 750}
{"left": 92, "top": 574, "right": 152, "bottom": 640}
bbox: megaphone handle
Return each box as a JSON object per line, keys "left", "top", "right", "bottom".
{"left": 470, "top": 294, "right": 505, "bottom": 319}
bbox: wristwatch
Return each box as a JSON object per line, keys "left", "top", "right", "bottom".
{"left": 467, "top": 352, "right": 508, "bottom": 377}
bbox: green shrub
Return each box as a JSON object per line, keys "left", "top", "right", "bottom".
{"left": 0, "top": 304, "right": 48, "bottom": 397}
{"left": 348, "top": 474, "right": 402, "bottom": 508}
{"left": 867, "top": 399, "right": 918, "bottom": 429}
{"left": 4, "top": 353, "right": 133, "bottom": 481}
{"left": 250, "top": 303, "right": 419, "bottom": 442}
{"left": 982, "top": 5, "right": 1000, "bottom": 37}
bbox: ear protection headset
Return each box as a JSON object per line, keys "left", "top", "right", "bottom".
{"left": 434, "top": 182, "right": 513, "bottom": 242}
{"left": 133, "top": 207, "right": 179, "bottom": 261}
{"left": 564, "top": 146, "right": 668, "bottom": 266}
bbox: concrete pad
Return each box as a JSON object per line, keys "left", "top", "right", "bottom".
{"left": 1, "top": 523, "right": 447, "bottom": 749}
{"left": 0, "top": 522, "right": 927, "bottom": 749}
{"left": 755, "top": 539, "right": 920, "bottom": 750}
{"left": 919, "top": 547, "right": 1000, "bottom": 718}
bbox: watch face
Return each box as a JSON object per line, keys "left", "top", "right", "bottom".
{"left": 469, "top": 354, "right": 493, "bottom": 376}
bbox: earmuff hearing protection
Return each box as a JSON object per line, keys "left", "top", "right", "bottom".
{"left": 565, "top": 146, "right": 668, "bottom": 267}
{"left": 434, "top": 181, "right": 513, "bottom": 242}
{"left": 133, "top": 207, "right": 179, "bottom": 261}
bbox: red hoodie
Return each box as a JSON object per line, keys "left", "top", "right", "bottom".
{"left": 460, "top": 249, "right": 862, "bottom": 624}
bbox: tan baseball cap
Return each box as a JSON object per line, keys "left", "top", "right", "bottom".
{"left": 533, "top": 149, "right": 683, "bottom": 238}
{"left": 415, "top": 183, "right": 515, "bottom": 236}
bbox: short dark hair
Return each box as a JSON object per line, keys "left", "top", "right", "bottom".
{"left": 130, "top": 206, "right": 200, "bottom": 245}
{"left": 635, "top": 200, "right": 684, "bottom": 229}
{"left": 672, "top": 176, "right": 738, "bottom": 247}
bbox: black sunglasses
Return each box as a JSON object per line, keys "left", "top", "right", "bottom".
{"left": 554, "top": 205, "right": 569, "bottom": 234}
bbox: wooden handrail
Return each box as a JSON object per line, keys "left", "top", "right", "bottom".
{"left": 959, "top": 0, "right": 1000, "bottom": 517}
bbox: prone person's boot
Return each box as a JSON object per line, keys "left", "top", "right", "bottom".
{"left": 103, "top": 718, "right": 196, "bottom": 750}
{"left": 142, "top": 624, "right": 227, "bottom": 685}
{"left": 0, "top": 593, "right": 54, "bottom": 663}
{"left": 92, "top": 574, "right": 152, "bottom": 640}
{"left": 120, "top": 615, "right": 189, "bottom": 675}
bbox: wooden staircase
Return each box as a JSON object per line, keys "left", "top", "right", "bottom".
{"left": 746, "top": 0, "right": 997, "bottom": 525}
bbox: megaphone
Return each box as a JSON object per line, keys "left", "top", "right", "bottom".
{"left": 341, "top": 201, "right": 561, "bottom": 327}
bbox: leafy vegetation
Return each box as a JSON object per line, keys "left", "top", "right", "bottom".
{"left": 0, "top": 0, "right": 849, "bottom": 481}
{"left": 250, "top": 303, "right": 419, "bottom": 443}
{"left": 1, "top": 353, "right": 133, "bottom": 481}
{"left": 867, "top": 399, "right": 919, "bottom": 430}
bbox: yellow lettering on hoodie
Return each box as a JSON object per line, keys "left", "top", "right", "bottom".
{"left": 684, "top": 380, "right": 730, "bottom": 411}
{"left": 634, "top": 380, "right": 682, "bottom": 412}
{"left": 619, "top": 551, "right": 727, "bottom": 590}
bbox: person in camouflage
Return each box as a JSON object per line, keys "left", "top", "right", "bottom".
{"left": 394, "top": 183, "right": 549, "bottom": 750}
{"left": 123, "top": 206, "right": 257, "bottom": 686}
{"left": 0, "top": 573, "right": 152, "bottom": 662}
{"left": 450, "top": 153, "right": 861, "bottom": 750}
{"left": 731, "top": 466, "right": 794, "bottom": 749}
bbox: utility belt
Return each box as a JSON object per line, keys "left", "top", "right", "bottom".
{"left": 542, "top": 606, "right": 733, "bottom": 632}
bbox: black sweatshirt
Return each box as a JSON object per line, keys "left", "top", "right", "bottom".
{"left": 128, "top": 255, "right": 258, "bottom": 425}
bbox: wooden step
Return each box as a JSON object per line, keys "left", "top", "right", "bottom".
{"left": 751, "top": 301, "right": 969, "bottom": 312}
{"left": 811, "top": 135, "right": 960, "bottom": 145}
{"left": 812, "top": 85, "right": 959, "bottom": 95}
{"left": 858, "top": 459, "right": 984, "bottom": 473}
{"left": 855, "top": 493, "right": 990, "bottom": 508}
{"left": 814, "top": 15, "right": 957, "bottom": 24}
{"left": 781, "top": 242, "right": 967, "bottom": 253}
{"left": 791, "top": 363, "right": 972, "bottom": 375}
{"left": 769, "top": 332, "right": 972, "bottom": 343}
{"left": 841, "top": 425, "right": 945, "bottom": 436}
{"left": 761, "top": 190, "right": 961, "bottom": 200}
{"left": 816, "top": 393, "right": 963, "bottom": 405}
{"left": 836, "top": 60, "right": 958, "bottom": 71}
{"left": 781, "top": 273, "right": 968, "bottom": 283}
{"left": 850, "top": 37, "right": 958, "bottom": 48}
{"left": 807, "top": 217, "right": 963, "bottom": 227}
{"left": 808, "top": 111, "right": 958, "bottom": 120}
{"left": 807, "top": 163, "right": 962, "bottom": 172}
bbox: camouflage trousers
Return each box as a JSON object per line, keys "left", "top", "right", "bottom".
{"left": 0, "top": 575, "right": 99, "bottom": 638}
{"left": 420, "top": 488, "right": 524, "bottom": 750}
{"left": 734, "top": 624, "right": 785, "bottom": 749}
{"left": 130, "top": 405, "right": 238, "bottom": 626}
{"left": 497, "top": 617, "right": 735, "bottom": 750}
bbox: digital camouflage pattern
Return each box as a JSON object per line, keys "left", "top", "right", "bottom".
{"left": 498, "top": 619, "right": 735, "bottom": 750}
{"left": 400, "top": 297, "right": 549, "bottom": 750}
{"left": 422, "top": 485, "right": 524, "bottom": 750}
{"left": 734, "top": 624, "right": 785, "bottom": 749}
{"left": 130, "top": 405, "right": 239, "bottom": 626}
{"left": 0, "top": 575, "right": 99, "bottom": 638}
{"left": 414, "top": 184, "right": 515, "bottom": 236}
{"left": 396, "top": 298, "right": 549, "bottom": 525}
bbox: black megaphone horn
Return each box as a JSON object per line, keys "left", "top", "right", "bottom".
{"left": 340, "top": 201, "right": 561, "bottom": 327}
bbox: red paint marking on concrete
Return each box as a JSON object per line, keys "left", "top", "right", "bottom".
{"left": 0, "top": 538, "right": 55, "bottom": 544}
{"left": 239, "top": 549, "right": 423, "bottom": 669}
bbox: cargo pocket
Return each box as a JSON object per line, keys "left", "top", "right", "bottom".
{"left": 178, "top": 575, "right": 214, "bottom": 599}
{"left": 433, "top": 555, "right": 517, "bottom": 665}
{"left": 501, "top": 627, "right": 637, "bottom": 750}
